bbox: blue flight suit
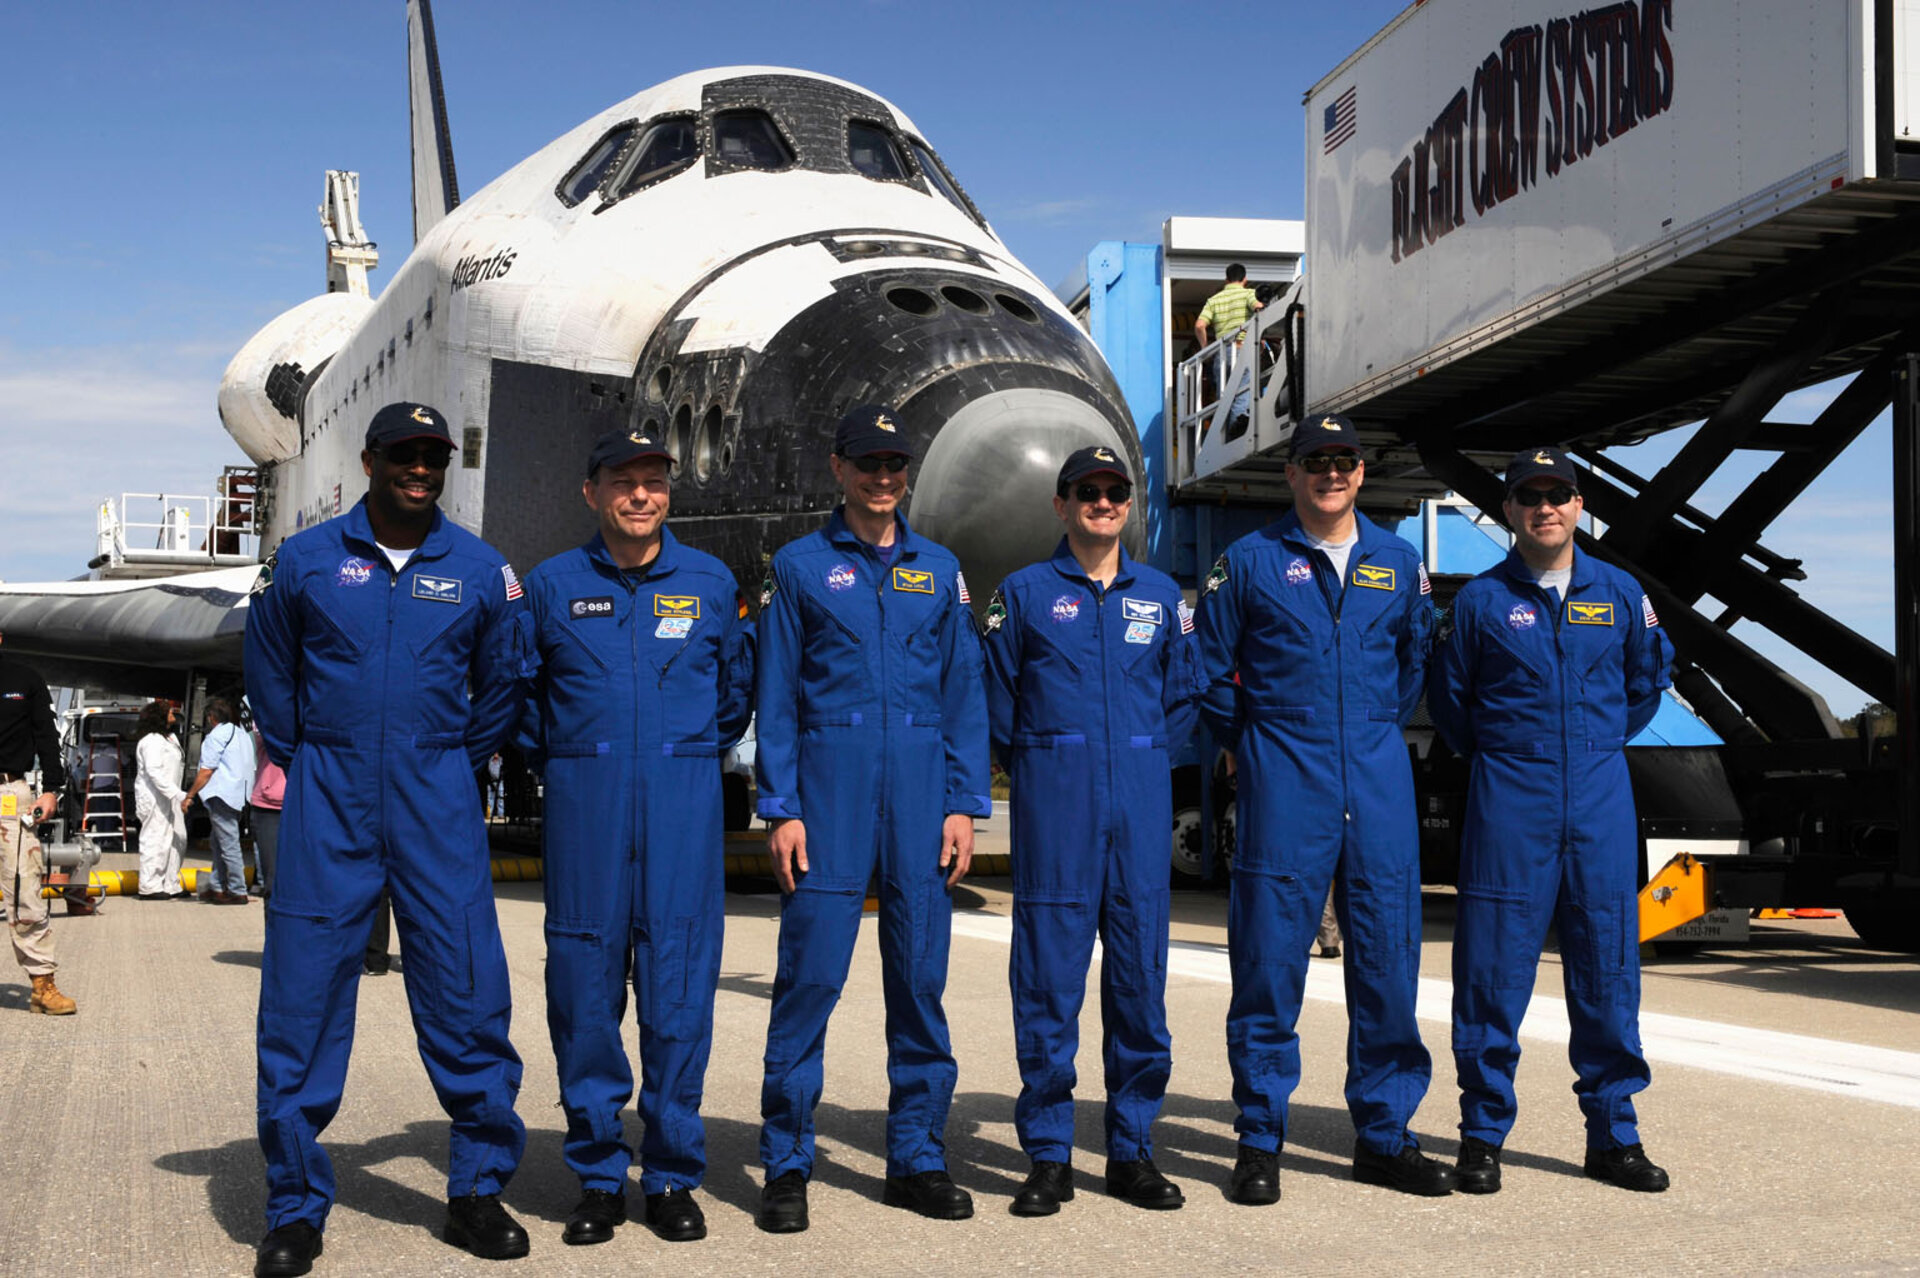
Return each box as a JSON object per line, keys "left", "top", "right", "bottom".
{"left": 522, "top": 529, "right": 754, "bottom": 1196}
{"left": 982, "top": 540, "right": 1203, "bottom": 1165}
{"left": 1428, "top": 549, "right": 1673, "bottom": 1149}
{"left": 1195, "top": 510, "right": 1434, "bottom": 1156}
{"left": 244, "top": 499, "right": 528, "bottom": 1231}
{"left": 755, "top": 510, "right": 992, "bottom": 1180}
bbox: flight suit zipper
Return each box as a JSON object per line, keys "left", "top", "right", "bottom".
{"left": 1544, "top": 579, "right": 1573, "bottom": 858}
{"left": 621, "top": 568, "right": 642, "bottom": 863}
{"left": 874, "top": 549, "right": 890, "bottom": 828}
{"left": 1093, "top": 581, "right": 1113, "bottom": 858}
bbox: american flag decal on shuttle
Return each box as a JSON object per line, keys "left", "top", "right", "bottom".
{"left": 1324, "top": 86, "right": 1357, "bottom": 153}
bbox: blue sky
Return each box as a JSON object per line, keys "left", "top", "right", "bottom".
{"left": 0, "top": 1, "right": 1893, "bottom": 717}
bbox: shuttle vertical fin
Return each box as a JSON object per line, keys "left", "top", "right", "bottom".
{"left": 407, "top": 0, "right": 460, "bottom": 245}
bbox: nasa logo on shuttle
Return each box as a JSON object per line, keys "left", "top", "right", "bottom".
{"left": 450, "top": 247, "right": 517, "bottom": 292}
{"left": 826, "top": 563, "right": 858, "bottom": 592}
{"left": 335, "top": 557, "right": 374, "bottom": 588}
{"left": 1050, "top": 595, "right": 1081, "bottom": 624}
{"left": 1508, "top": 603, "right": 1537, "bottom": 630}
{"left": 1285, "top": 558, "right": 1312, "bottom": 587}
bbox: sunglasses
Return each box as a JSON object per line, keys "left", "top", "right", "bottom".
{"left": 1297, "top": 453, "right": 1359, "bottom": 474}
{"left": 1512, "top": 484, "right": 1578, "bottom": 507}
{"left": 846, "top": 454, "right": 909, "bottom": 473}
{"left": 379, "top": 443, "right": 454, "bottom": 469}
{"left": 1071, "top": 482, "right": 1133, "bottom": 504}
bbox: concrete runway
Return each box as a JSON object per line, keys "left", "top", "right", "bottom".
{"left": 5, "top": 827, "right": 1918, "bottom": 1277}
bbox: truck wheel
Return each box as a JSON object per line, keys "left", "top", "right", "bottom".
{"left": 1171, "top": 769, "right": 1209, "bottom": 888}
{"left": 1845, "top": 898, "right": 1920, "bottom": 954}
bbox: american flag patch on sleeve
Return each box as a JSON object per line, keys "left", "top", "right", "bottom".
{"left": 1642, "top": 594, "right": 1659, "bottom": 627}
{"left": 1178, "top": 600, "right": 1195, "bottom": 634}
{"left": 502, "top": 564, "right": 523, "bottom": 601}
{"left": 956, "top": 571, "right": 971, "bottom": 604}
{"left": 1418, "top": 564, "right": 1432, "bottom": 596}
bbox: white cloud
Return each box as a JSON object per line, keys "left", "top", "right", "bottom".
{"left": 0, "top": 343, "right": 242, "bottom": 583}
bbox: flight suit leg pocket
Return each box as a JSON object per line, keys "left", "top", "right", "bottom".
{"left": 1343, "top": 874, "right": 1410, "bottom": 979}
{"left": 1562, "top": 895, "right": 1628, "bottom": 1005}
{"left": 403, "top": 902, "right": 477, "bottom": 1030}
{"left": 544, "top": 921, "right": 611, "bottom": 1043}
{"left": 777, "top": 887, "right": 863, "bottom": 991}
{"left": 1106, "top": 890, "right": 1169, "bottom": 995}
{"left": 1012, "top": 895, "right": 1089, "bottom": 994}
{"left": 1456, "top": 886, "right": 1536, "bottom": 991}
{"left": 261, "top": 906, "right": 346, "bottom": 1020}
{"left": 1228, "top": 870, "right": 1311, "bottom": 971}
{"left": 640, "top": 915, "right": 702, "bottom": 1042}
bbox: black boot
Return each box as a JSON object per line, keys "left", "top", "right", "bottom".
{"left": 1227, "top": 1144, "right": 1280, "bottom": 1206}
{"left": 444, "top": 1193, "right": 531, "bottom": 1259}
{"left": 1010, "top": 1161, "right": 1073, "bottom": 1217}
{"left": 1352, "top": 1141, "right": 1457, "bottom": 1196}
{"left": 1584, "top": 1143, "right": 1670, "bottom": 1192}
{"left": 561, "top": 1188, "right": 624, "bottom": 1246}
{"left": 1455, "top": 1137, "right": 1502, "bottom": 1195}
{"left": 254, "top": 1222, "right": 322, "bottom": 1278}
{"left": 1105, "top": 1158, "right": 1184, "bottom": 1210}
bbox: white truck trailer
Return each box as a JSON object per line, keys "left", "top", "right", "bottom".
{"left": 1172, "top": 0, "right": 1920, "bottom": 949}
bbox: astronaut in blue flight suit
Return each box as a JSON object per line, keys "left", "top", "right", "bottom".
{"left": 245, "top": 403, "right": 531, "bottom": 1278}
{"left": 753, "top": 405, "right": 992, "bottom": 1234}
{"left": 520, "top": 428, "right": 754, "bottom": 1247}
{"left": 982, "top": 446, "right": 1204, "bottom": 1218}
{"left": 1196, "top": 414, "right": 1456, "bottom": 1205}
{"left": 1428, "top": 447, "right": 1675, "bottom": 1196}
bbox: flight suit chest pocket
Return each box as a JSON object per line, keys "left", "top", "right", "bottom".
{"left": 406, "top": 588, "right": 475, "bottom": 656}
{"left": 1021, "top": 620, "right": 1084, "bottom": 676}
{"left": 800, "top": 588, "right": 866, "bottom": 648}
{"left": 305, "top": 592, "right": 369, "bottom": 660}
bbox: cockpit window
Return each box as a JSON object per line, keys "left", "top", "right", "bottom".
{"left": 712, "top": 110, "right": 794, "bottom": 171}
{"left": 848, "top": 121, "right": 910, "bottom": 181}
{"left": 558, "top": 123, "right": 637, "bottom": 206}
{"left": 909, "top": 140, "right": 979, "bottom": 223}
{"left": 610, "top": 116, "right": 700, "bottom": 198}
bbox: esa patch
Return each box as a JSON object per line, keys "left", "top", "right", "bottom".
{"left": 1205, "top": 554, "right": 1229, "bottom": 594}
{"left": 1567, "top": 600, "right": 1615, "bottom": 626}
{"left": 983, "top": 588, "right": 1007, "bottom": 633}
{"left": 892, "top": 566, "right": 935, "bottom": 594}
{"left": 1122, "top": 598, "right": 1164, "bottom": 626}
{"left": 1051, "top": 594, "right": 1081, "bottom": 624}
{"left": 654, "top": 594, "right": 700, "bottom": 619}
{"left": 826, "top": 562, "right": 857, "bottom": 592}
{"left": 1508, "top": 603, "right": 1538, "bottom": 630}
{"left": 413, "top": 575, "right": 462, "bottom": 604}
{"left": 1285, "top": 557, "right": 1312, "bottom": 587}
{"left": 1124, "top": 620, "right": 1155, "bottom": 645}
{"left": 335, "top": 556, "right": 374, "bottom": 588}
{"left": 1352, "top": 564, "right": 1396, "bottom": 591}
{"left": 570, "top": 596, "right": 614, "bottom": 619}
{"left": 656, "top": 616, "right": 693, "bottom": 639}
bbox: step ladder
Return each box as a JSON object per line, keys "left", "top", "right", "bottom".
{"left": 80, "top": 735, "right": 126, "bottom": 852}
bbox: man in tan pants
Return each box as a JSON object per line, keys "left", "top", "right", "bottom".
{"left": 0, "top": 630, "right": 75, "bottom": 1015}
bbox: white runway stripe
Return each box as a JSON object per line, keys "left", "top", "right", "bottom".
{"left": 951, "top": 910, "right": 1920, "bottom": 1110}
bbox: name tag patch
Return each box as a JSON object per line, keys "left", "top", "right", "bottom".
{"left": 654, "top": 594, "right": 700, "bottom": 619}
{"left": 413, "top": 575, "right": 462, "bottom": 604}
{"left": 656, "top": 616, "right": 693, "bottom": 639}
{"left": 1352, "top": 565, "right": 1396, "bottom": 591}
{"left": 1567, "top": 601, "right": 1615, "bottom": 626}
{"left": 1124, "top": 620, "right": 1156, "bottom": 645}
{"left": 1122, "top": 598, "right": 1164, "bottom": 626}
{"left": 570, "top": 596, "right": 614, "bottom": 619}
{"left": 892, "top": 566, "right": 935, "bottom": 594}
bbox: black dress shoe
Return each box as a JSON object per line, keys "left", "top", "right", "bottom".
{"left": 136, "top": 892, "right": 170, "bottom": 901}
{"left": 1455, "top": 1137, "right": 1502, "bottom": 1194}
{"left": 1353, "top": 1142, "right": 1457, "bottom": 1196}
{"left": 444, "top": 1193, "right": 531, "bottom": 1259}
{"left": 254, "top": 1221, "right": 323, "bottom": 1278}
{"left": 170, "top": 890, "right": 195, "bottom": 899}
{"left": 364, "top": 955, "right": 391, "bottom": 977}
{"left": 1227, "top": 1144, "right": 1280, "bottom": 1205}
{"left": 645, "top": 1187, "right": 707, "bottom": 1241}
{"left": 561, "top": 1188, "right": 624, "bottom": 1246}
{"left": 1009, "top": 1161, "right": 1073, "bottom": 1217}
{"left": 758, "top": 1170, "right": 809, "bottom": 1233}
{"left": 882, "top": 1169, "right": 974, "bottom": 1220}
{"left": 1584, "top": 1143, "right": 1670, "bottom": 1192}
{"left": 1105, "top": 1158, "right": 1184, "bottom": 1210}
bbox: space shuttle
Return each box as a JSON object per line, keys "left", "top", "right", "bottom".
{"left": 0, "top": 0, "right": 1139, "bottom": 688}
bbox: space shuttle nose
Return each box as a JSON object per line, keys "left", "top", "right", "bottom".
{"left": 909, "top": 386, "right": 1143, "bottom": 604}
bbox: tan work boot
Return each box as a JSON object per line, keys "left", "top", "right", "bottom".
{"left": 29, "top": 974, "right": 76, "bottom": 1016}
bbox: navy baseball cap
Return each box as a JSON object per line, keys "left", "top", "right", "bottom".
{"left": 1289, "top": 412, "right": 1363, "bottom": 459}
{"left": 834, "top": 404, "right": 912, "bottom": 458}
{"left": 1505, "top": 445, "right": 1581, "bottom": 493}
{"left": 1057, "top": 445, "right": 1131, "bottom": 493}
{"left": 587, "top": 427, "right": 675, "bottom": 476}
{"left": 365, "top": 402, "right": 454, "bottom": 450}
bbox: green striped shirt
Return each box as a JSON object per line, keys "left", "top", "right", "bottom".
{"left": 1198, "top": 283, "right": 1260, "bottom": 344}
